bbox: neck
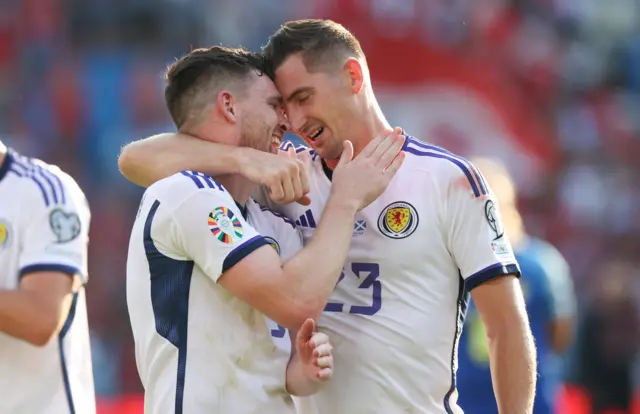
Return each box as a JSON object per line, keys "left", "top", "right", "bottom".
{"left": 324, "top": 95, "right": 391, "bottom": 170}
{"left": 352, "top": 95, "right": 392, "bottom": 157}
{"left": 215, "top": 174, "right": 255, "bottom": 205}
{"left": 183, "top": 122, "right": 255, "bottom": 203}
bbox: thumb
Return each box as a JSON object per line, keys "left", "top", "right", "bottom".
{"left": 297, "top": 318, "right": 316, "bottom": 343}
{"left": 336, "top": 140, "right": 354, "bottom": 168}
{"left": 287, "top": 146, "right": 297, "bottom": 158}
{"left": 296, "top": 195, "right": 312, "bottom": 206}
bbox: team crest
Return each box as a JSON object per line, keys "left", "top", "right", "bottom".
{"left": 264, "top": 236, "right": 280, "bottom": 255}
{"left": 0, "top": 220, "right": 11, "bottom": 250}
{"left": 208, "top": 207, "right": 243, "bottom": 244}
{"left": 377, "top": 201, "right": 419, "bottom": 239}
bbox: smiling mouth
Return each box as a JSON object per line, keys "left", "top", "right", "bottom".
{"left": 308, "top": 127, "right": 324, "bottom": 142}
{"left": 271, "top": 130, "right": 283, "bottom": 149}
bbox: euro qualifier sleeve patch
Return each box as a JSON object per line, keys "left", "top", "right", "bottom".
{"left": 49, "top": 208, "right": 81, "bottom": 243}
{"left": 208, "top": 206, "right": 244, "bottom": 244}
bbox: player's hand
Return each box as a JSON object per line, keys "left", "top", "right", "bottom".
{"left": 331, "top": 127, "right": 405, "bottom": 211}
{"left": 295, "top": 318, "right": 333, "bottom": 382}
{"left": 241, "top": 147, "right": 311, "bottom": 206}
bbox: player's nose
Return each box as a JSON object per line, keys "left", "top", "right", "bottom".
{"left": 286, "top": 106, "right": 306, "bottom": 134}
{"left": 277, "top": 107, "right": 290, "bottom": 132}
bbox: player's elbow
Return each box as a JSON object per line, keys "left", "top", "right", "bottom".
{"left": 118, "top": 143, "right": 146, "bottom": 186}
{"left": 117, "top": 144, "right": 135, "bottom": 176}
{"left": 278, "top": 299, "right": 324, "bottom": 330}
{"left": 25, "top": 315, "right": 61, "bottom": 347}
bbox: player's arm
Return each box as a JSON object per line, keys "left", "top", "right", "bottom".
{"left": 172, "top": 132, "right": 404, "bottom": 329}
{"left": 539, "top": 245, "right": 576, "bottom": 353}
{"left": 173, "top": 188, "right": 357, "bottom": 329}
{"left": 0, "top": 176, "right": 89, "bottom": 346}
{"left": 118, "top": 133, "right": 310, "bottom": 204}
{"left": 446, "top": 170, "right": 536, "bottom": 414}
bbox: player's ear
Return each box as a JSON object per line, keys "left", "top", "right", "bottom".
{"left": 217, "top": 90, "right": 237, "bottom": 124}
{"left": 343, "top": 58, "right": 364, "bottom": 94}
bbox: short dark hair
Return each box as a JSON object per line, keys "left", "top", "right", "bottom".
{"left": 263, "top": 19, "right": 364, "bottom": 77}
{"left": 165, "top": 46, "right": 266, "bottom": 128}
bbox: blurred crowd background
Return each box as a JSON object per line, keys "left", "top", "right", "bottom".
{"left": 1, "top": 0, "right": 640, "bottom": 413}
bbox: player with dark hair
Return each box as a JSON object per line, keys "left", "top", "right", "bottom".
{"left": 119, "top": 21, "right": 536, "bottom": 414}
{"left": 125, "top": 45, "right": 405, "bottom": 413}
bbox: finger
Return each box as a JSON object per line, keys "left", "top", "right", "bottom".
{"left": 383, "top": 150, "right": 406, "bottom": 176}
{"left": 336, "top": 140, "right": 354, "bottom": 168}
{"left": 298, "top": 160, "right": 311, "bottom": 199}
{"left": 287, "top": 146, "right": 297, "bottom": 158}
{"left": 297, "top": 148, "right": 311, "bottom": 163}
{"left": 267, "top": 181, "right": 285, "bottom": 203}
{"left": 368, "top": 128, "right": 401, "bottom": 164}
{"left": 375, "top": 134, "right": 405, "bottom": 169}
{"left": 297, "top": 318, "right": 315, "bottom": 342}
{"left": 280, "top": 172, "right": 296, "bottom": 204}
{"left": 316, "top": 367, "right": 332, "bottom": 381}
{"left": 309, "top": 332, "right": 329, "bottom": 348}
{"left": 296, "top": 195, "right": 311, "bottom": 206}
{"left": 315, "top": 355, "right": 333, "bottom": 369}
{"left": 360, "top": 126, "right": 398, "bottom": 158}
{"left": 290, "top": 168, "right": 304, "bottom": 203}
{"left": 313, "top": 343, "right": 333, "bottom": 357}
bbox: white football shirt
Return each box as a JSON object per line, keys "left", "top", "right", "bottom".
{"left": 127, "top": 170, "right": 303, "bottom": 414}
{"left": 0, "top": 149, "right": 95, "bottom": 414}
{"left": 272, "top": 138, "right": 521, "bottom": 414}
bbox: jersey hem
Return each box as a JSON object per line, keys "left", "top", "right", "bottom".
{"left": 19, "top": 263, "right": 82, "bottom": 280}
{"left": 222, "top": 235, "right": 270, "bottom": 273}
{"left": 465, "top": 262, "right": 520, "bottom": 291}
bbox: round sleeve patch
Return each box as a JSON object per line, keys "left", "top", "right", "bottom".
{"left": 208, "top": 207, "right": 244, "bottom": 244}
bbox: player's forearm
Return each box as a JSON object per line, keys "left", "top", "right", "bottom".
{"left": 282, "top": 195, "right": 359, "bottom": 319}
{"left": 0, "top": 290, "right": 69, "bottom": 346}
{"left": 285, "top": 355, "right": 322, "bottom": 396}
{"left": 488, "top": 319, "right": 537, "bottom": 413}
{"left": 118, "top": 133, "right": 247, "bottom": 187}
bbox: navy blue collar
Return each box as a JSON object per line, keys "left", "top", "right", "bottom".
{"left": 0, "top": 150, "right": 13, "bottom": 183}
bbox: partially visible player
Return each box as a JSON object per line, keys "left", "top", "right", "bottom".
{"left": 457, "top": 158, "right": 576, "bottom": 414}
{"left": 118, "top": 20, "right": 536, "bottom": 413}
{"left": 125, "top": 46, "right": 405, "bottom": 413}
{"left": 0, "top": 140, "right": 95, "bottom": 413}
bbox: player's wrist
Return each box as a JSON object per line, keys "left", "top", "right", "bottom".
{"left": 325, "top": 194, "right": 359, "bottom": 216}
{"left": 231, "top": 146, "right": 259, "bottom": 176}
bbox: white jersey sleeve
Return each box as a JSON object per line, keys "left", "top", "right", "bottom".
{"left": 163, "top": 187, "right": 270, "bottom": 283}
{"left": 445, "top": 166, "right": 520, "bottom": 290}
{"left": 18, "top": 169, "right": 90, "bottom": 282}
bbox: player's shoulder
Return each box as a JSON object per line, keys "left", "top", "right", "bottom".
{"left": 148, "top": 170, "right": 233, "bottom": 209}
{"left": 8, "top": 150, "right": 88, "bottom": 212}
{"left": 402, "top": 136, "right": 490, "bottom": 197}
